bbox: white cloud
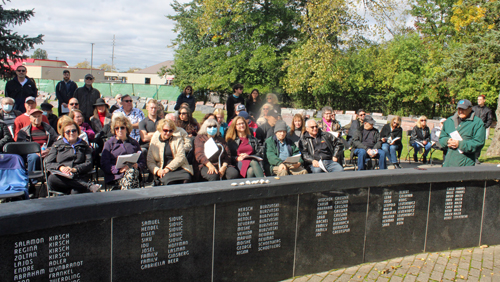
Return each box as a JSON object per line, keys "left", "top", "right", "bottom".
{"left": 4, "top": 0, "right": 186, "bottom": 71}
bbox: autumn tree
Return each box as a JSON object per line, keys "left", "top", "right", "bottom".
{"left": 31, "top": 48, "right": 47, "bottom": 59}
{"left": 74, "top": 60, "right": 90, "bottom": 69}
{"left": 0, "top": 1, "right": 43, "bottom": 78}
{"left": 99, "top": 63, "right": 113, "bottom": 71}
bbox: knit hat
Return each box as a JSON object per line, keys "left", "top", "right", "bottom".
{"left": 274, "top": 120, "right": 287, "bottom": 133}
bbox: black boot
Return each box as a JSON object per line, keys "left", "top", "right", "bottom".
{"left": 422, "top": 156, "right": 427, "bottom": 164}
{"left": 413, "top": 154, "right": 418, "bottom": 163}
{"left": 394, "top": 163, "right": 402, "bottom": 169}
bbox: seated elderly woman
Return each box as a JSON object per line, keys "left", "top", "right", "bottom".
{"left": 194, "top": 118, "right": 239, "bottom": 181}
{"left": 101, "top": 115, "right": 146, "bottom": 190}
{"left": 147, "top": 119, "right": 193, "bottom": 185}
{"left": 45, "top": 117, "right": 101, "bottom": 194}
{"left": 225, "top": 116, "right": 264, "bottom": 178}
{"left": 69, "top": 109, "right": 95, "bottom": 142}
{"left": 317, "top": 106, "right": 341, "bottom": 133}
{"left": 380, "top": 116, "right": 403, "bottom": 169}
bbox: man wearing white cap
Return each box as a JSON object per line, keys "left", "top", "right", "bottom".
{"left": 13, "top": 97, "right": 49, "bottom": 141}
{"left": 439, "top": 99, "right": 485, "bottom": 167}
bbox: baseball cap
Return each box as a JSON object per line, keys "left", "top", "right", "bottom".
{"left": 238, "top": 111, "right": 250, "bottom": 120}
{"left": 25, "top": 97, "right": 36, "bottom": 103}
{"left": 364, "top": 115, "right": 376, "bottom": 125}
{"left": 84, "top": 73, "right": 94, "bottom": 79}
{"left": 29, "top": 109, "right": 43, "bottom": 115}
{"left": 457, "top": 99, "right": 472, "bottom": 109}
{"left": 236, "top": 104, "right": 246, "bottom": 111}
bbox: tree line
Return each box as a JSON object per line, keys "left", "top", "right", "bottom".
{"left": 165, "top": 0, "right": 500, "bottom": 118}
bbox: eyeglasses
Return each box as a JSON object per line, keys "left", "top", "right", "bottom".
{"left": 122, "top": 100, "right": 133, "bottom": 103}
{"left": 85, "top": 77, "right": 93, "bottom": 80}
{"left": 262, "top": 108, "right": 270, "bottom": 111}
{"left": 309, "top": 126, "right": 318, "bottom": 129}
{"left": 420, "top": 119, "right": 427, "bottom": 122}
{"left": 359, "top": 114, "right": 366, "bottom": 116}
{"left": 69, "top": 103, "right": 79, "bottom": 106}
{"left": 16, "top": 69, "right": 26, "bottom": 73}
{"left": 163, "top": 129, "right": 174, "bottom": 133}
{"left": 115, "top": 126, "right": 126, "bottom": 131}
{"left": 64, "top": 129, "right": 78, "bottom": 135}
{"left": 236, "top": 123, "right": 246, "bottom": 126}
{"left": 207, "top": 126, "right": 217, "bottom": 129}
{"left": 179, "top": 112, "right": 188, "bottom": 115}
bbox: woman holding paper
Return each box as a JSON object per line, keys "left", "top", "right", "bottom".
{"left": 147, "top": 119, "right": 193, "bottom": 185}
{"left": 194, "top": 119, "right": 239, "bottom": 181}
{"left": 380, "top": 116, "right": 403, "bottom": 169}
{"left": 225, "top": 116, "right": 264, "bottom": 178}
{"left": 410, "top": 116, "right": 432, "bottom": 164}
{"left": 45, "top": 118, "right": 101, "bottom": 194}
{"left": 101, "top": 116, "right": 145, "bottom": 190}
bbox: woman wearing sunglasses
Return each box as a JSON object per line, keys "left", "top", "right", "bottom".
{"left": 45, "top": 116, "right": 101, "bottom": 194}
{"left": 147, "top": 119, "right": 193, "bottom": 185}
{"left": 101, "top": 116, "right": 145, "bottom": 190}
{"left": 194, "top": 119, "right": 239, "bottom": 181}
{"left": 380, "top": 116, "right": 403, "bottom": 169}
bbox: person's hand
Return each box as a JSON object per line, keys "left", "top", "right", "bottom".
{"left": 332, "top": 157, "right": 338, "bottom": 162}
{"left": 41, "top": 149, "right": 49, "bottom": 158}
{"left": 237, "top": 153, "right": 248, "bottom": 162}
{"left": 381, "top": 137, "right": 387, "bottom": 143}
{"left": 448, "top": 139, "right": 459, "bottom": 149}
{"left": 219, "top": 164, "right": 227, "bottom": 176}
{"left": 423, "top": 140, "right": 428, "bottom": 145}
{"left": 207, "top": 163, "right": 218, "bottom": 174}
{"left": 59, "top": 166, "right": 72, "bottom": 175}
{"left": 119, "top": 165, "right": 129, "bottom": 173}
{"left": 132, "top": 163, "right": 139, "bottom": 169}
{"left": 390, "top": 141, "right": 395, "bottom": 145}
{"left": 157, "top": 168, "right": 169, "bottom": 178}
{"left": 291, "top": 162, "right": 300, "bottom": 169}
{"left": 367, "top": 149, "right": 376, "bottom": 158}
{"left": 188, "top": 134, "right": 193, "bottom": 138}
{"left": 312, "top": 160, "right": 320, "bottom": 167}
{"left": 278, "top": 163, "right": 287, "bottom": 172}
{"left": 70, "top": 168, "right": 77, "bottom": 173}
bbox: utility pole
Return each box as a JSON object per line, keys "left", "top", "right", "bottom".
{"left": 90, "top": 43, "right": 95, "bottom": 74}
{"left": 111, "top": 35, "right": 116, "bottom": 72}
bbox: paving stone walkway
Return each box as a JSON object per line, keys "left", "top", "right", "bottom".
{"left": 283, "top": 245, "right": 500, "bottom": 282}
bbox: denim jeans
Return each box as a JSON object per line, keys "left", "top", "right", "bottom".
{"left": 381, "top": 143, "right": 398, "bottom": 164}
{"left": 353, "top": 148, "right": 387, "bottom": 170}
{"left": 310, "top": 159, "right": 344, "bottom": 173}
{"left": 412, "top": 142, "right": 432, "bottom": 157}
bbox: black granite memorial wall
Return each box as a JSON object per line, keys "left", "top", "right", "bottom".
{"left": 0, "top": 166, "right": 498, "bottom": 282}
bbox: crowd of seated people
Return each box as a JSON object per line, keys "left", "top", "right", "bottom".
{"left": 1, "top": 85, "right": 455, "bottom": 199}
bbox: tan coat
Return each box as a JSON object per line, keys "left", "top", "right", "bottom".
{"left": 147, "top": 130, "right": 193, "bottom": 176}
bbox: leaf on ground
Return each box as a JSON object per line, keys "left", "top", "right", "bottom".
{"left": 480, "top": 245, "right": 489, "bottom": 249}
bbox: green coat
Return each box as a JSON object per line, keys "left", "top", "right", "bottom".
{"left": 265, "top": 135, "right": 303, "bottom": 172}
{"left": 439, "top": 112, "right": 485, "bottom": 167}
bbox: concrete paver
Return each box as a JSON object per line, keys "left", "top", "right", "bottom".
{"left": 284, "top": 245, "right": 500, "bottom": 282}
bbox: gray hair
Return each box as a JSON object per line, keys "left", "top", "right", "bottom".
{"left": 306, "top": 119, "right": 317, "bottom": 127}
{"left": 166, "top": 113, "right": 176, "bottom": 121}
{"left": 115, "top": 94, "right": 122, "bottom": 99}
{"left": 1, "top": 97, "right": 14, "bottom": 104}
{"left": 321, "top": 106, "right": 333, "bottom": 114}
{"left": 198, "top": 118, "right": 220, "bottom": 135}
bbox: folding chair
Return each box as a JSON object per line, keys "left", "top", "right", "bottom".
{"left": 0, "top": 154, "right": 29, "bottom": 201}
{"left": 4, "top": 142, "right": 46, "bottom": 197}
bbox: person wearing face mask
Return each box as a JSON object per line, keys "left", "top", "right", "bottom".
{"left": 40, "top": 102, "right": 59, "bottom": 132}
{"left": 194, "top": 118, "right": 239, "bottom": 181}
{"left": 0, "top": 97, "right": 22, "bottom": 136}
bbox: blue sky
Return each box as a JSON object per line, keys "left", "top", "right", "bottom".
{"left": 5, "top": 0, "right": 184, "bottom": 71}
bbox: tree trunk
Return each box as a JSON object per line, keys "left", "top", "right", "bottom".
{"left": 485, "top": 94, "right": 500, "bottom": 157}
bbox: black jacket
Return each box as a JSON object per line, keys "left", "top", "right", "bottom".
{"left": 174, "top": 93, "right": 196, "bottom": 113}
{"left": 5, "top": 77, "right": 38, "bottom": 113}
{"left": 17, "top": 122, "right": 59, "bottom": 147}
{"left": 0, "top": 109, "right": 22, "bottom": 120}
{"left": 227, "top": 135, "right": 264, "bottom": 165}
{"left": 298, "top": 130, "right": 343, "bottom": 164}
{"left": 410, "top": 125, "right": 430, "bottom": 144}
{"left": 379, "top": 124, "right": 403, "bottom": 146}
{"left": 226, "top": 95, "right": 245, "bottom": 123}
{"left": 352, "top": 127, "right": 382, "bottom": 150}
{"left": 45, "top": 138, "right": 93, "bottom": 177}
{"left": 73, "top": 85, "right": 101, "bottom": 122}
{"left": 245, "top": 98, "right": 263, "bottom": 118}
{"left": 0, "top": 121, "right": 13, "bottom": 152}
{"left": 47, "top": 113, "right": 59, "bottom": 132}
{"left": 55, "top": 80, "right": 78, "bottom": 116}
{"left": 472, "top": 105, "right": 493, "bottom": 128}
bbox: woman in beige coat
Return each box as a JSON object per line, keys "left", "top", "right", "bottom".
{"left": 147, "top": 119, "right": 193, "bottom": 185}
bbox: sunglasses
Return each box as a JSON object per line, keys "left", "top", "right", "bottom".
{"left": 207, "top": 126, "right": 217, "bottom": 129}
{"left": 69, "top": 103, "right": 79, "bottom": 106}
{"left": 122, "top": 100, "right": 133, "bottom": 103}
{"left": 115, "top": 126, "right": 126, "bottom": 131}
{"left": 16, "top": 69, "right": 26, "bottom": 73}
{"left": 85, "top": 77, "right": 93, "bottom": 80}
{"left": 309, "top": 126, "right": 318, "bottom": 129}
{"left": 65, "top": 129, "right": 78, "bottom": 135}
{"left": 420, "top": 119, "right": 427, "bottom": 122}
{"left": 359, "top": 114, "right": 366, "bottom": 116}
{"left": 163, "top": 129, "right": 174, "bottom": 133}
{"left": 179, "top": 112, "right": 188, "bottom": 115}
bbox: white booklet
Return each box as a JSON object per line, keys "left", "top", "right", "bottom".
{"left": 116, "top": 151, "right": 142, "bottom": 169}
{"left": 61, "top": 104, "right": 69, "bottom": 113}
{"left": 450, "top": 130, "right": 463, "bottom": 154}
{"left": 204, "top": 137, "right": 219, "bottom": 159}
{"left": 318, "top": 159, "right": 328, "bottom": 172}
{"left": 388, "top": 136, "right": 401, "bottom": 143}
{"left": 283, "top": 154, "right": 301, "bottom": 164}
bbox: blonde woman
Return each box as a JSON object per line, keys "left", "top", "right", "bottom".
{"left": 265, "top": 93, "right": 281, "bottom": 116}
{"left": 213, "top": 108, "right": 227, "bottom": 137}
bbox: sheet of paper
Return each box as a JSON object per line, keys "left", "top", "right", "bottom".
{"left": 204, "top": 137, "right": 219, "bottom": 159}
{"left": 61, "top": 104, "right": 69, "bottom": 113}
{"left": 116, "top": 151, "right": 141, "bottom": 169}
{"left": 318, "top": 159, "right": 328, "bottom": 172}
{"left": 449, "top": 131, "right": 463, "bottom": 154}
{"left": 283, "top": 154, "right": 301, "bottom": 164}
{"left": 327, "top": 131, "right": 340, "bottom": 138}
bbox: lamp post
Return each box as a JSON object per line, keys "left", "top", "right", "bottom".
{"left": 90, "top": 43, "right": 95, "bottom": 75}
